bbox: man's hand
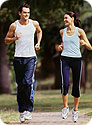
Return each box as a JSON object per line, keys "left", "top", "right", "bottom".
{"left": 16, "top": 32, "right": 21, "bottom": 40}
{"left": 35, "top": 43, "right": 40, "bottom": 51}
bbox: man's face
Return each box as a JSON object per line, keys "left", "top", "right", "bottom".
{"left": 19, "top": 7, "right": 30, "bottom": 21}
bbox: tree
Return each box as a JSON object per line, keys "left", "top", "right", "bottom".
{"left": 0, "top": 0, "right": 30, "bottom": 94}
{"left": 0, "top": 0, "right": 92, "bottom": 93}
{"left": 79, "top": 1, "right": 92, "bottom": 92}
{"left": 0, "top": 8, "right": 13, "bottom": 93}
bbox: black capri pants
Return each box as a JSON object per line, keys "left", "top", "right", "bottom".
{"left": 60, "top": 56, "right": 82, "bottom": 98}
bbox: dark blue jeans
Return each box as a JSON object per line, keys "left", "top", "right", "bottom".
{"left": 13, "top": 56, "right": 37, "bottom": 113}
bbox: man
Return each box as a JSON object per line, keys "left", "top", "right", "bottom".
{"left": 5, "top": 3, "right": 42, "bottom": 123}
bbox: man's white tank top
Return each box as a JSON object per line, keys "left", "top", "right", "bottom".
{"left": 14, "top": 19, "right": 36, "bottom": 57}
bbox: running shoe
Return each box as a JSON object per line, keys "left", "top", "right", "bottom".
{"left": 25, "top": 111, "right": 32, "bottom": 120}
{"left": 72, "top": 107, "right": 78, "bottom": 122}
{"left": 61, "top": 107, "right": 69, "bottom": 119}
{"left": 20, "top": 111, "right": 32, "bottom": 123}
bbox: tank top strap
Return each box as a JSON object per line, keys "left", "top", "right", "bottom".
{"left": 29, "top": 19, "right": 32, "bottom": 24}
{"left": 14, "top": 20, "right": 19, "bottom": 34}
{"left": 64, "top": 27, "right": 67, "bottom": 33}
{"left": 15, "top": 20, "right": 19, "bottom": 25}
{"left": 29, "top": 19, "right": 34, "bottom": 26}
{"left": 63, "top": 27, "right": 67, "bottom": 36}
{"left": 74, "top": 27, "right": 79, "bottom": 36}
{"left": 63, "top": 27, "right": 79, "bottom": 36}
{"left": 29, "top": 19, "right": 36, "bottom": 30}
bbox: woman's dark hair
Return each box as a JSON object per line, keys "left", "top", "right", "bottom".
{"left": 65, "top": 11, "right": 81, "bottom": 27}
{"left": 18, "top": 3, "right": 30, "bottom": 13}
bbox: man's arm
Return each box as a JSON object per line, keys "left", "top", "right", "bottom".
{"left": 32, "top": 20, "right": 42, "bottom": 50}
{"left": 5, "top": 22, "right": 21, "bottom": 44}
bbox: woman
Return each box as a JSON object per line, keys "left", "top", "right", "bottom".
{"left": 58, "top": 11, "right": 92, "bottom": 122}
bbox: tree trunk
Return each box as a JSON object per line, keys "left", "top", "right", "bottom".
{"left": 41, "top": 55, "right": 54, "bottom": 78}
{"left": 81, "top": 61, "right": 88, "bottom": 93}
{"left": 53, "top": 53, "right": 61, "bottom": 89}
{"left": 0, "top": 26, "right": 10, "bottom": 94}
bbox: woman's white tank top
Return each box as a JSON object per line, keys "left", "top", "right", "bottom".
{"left": 61, "top": 27, "right": 82, "bottom": 57}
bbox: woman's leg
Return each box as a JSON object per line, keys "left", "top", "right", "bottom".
{"left": 60, "top": 57, "right": 70, "bottom": 119}
{"left": 71, "top": 58, "right": 82, "bottom": 122}
{"left": 74, "top": 97, "right": 80, "bottom": 111}
{"left": 60, "top": 57, "right": 70, "bottom": 107}
{"left": 62, "top": 94, "right": 68, "bottom": 108}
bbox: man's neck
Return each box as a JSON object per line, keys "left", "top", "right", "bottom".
{"left": 19, "top": 19, "right": 29, "bottom": 25}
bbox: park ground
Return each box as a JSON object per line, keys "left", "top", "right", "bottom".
{"left": 0, "top": 89, "right": 92, "bottom": 124}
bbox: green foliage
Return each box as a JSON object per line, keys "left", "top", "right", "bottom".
{"left": 0, "top": 0, "right": 86, "bottom": 58}
{"left": 7, "top": 43, "right": 15, "bottom": 66}
{"left": 0, "top": 8, "right": 13, "bottom": 23}
{"left": 0, "top": 0, "right": 92, "bottom": 79}
{"left": 0, "top": 8, "right": 14, "bottom": 34}
{"left": 61, "top": 0, "right": 83, "bottom": 11}
{"left": 79, "top": 1, "right": 92, "bottom": 60}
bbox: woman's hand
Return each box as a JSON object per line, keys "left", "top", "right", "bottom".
{"left": 58, "top": 43, "right": 63, "bottom": 52}
{"left": 80, "top": 40, "right": 85, "bottom": 45}
{"left": 80, "top": 40, "right": 92, "bottom": 50}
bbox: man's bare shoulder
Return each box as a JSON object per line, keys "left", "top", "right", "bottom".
{"left": 9, "top": 22, "right": 17, "bottom": 31}
{"left": 31, "top": 19, "right": 39, "bottom": 27}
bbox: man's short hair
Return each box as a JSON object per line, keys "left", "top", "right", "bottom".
{"left": 18, "top": 3, "right": 30, "bottom": 13}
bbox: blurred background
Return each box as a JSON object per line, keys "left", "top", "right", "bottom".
{"left": 0, "top": 0, "right": 92, "bottom": 94}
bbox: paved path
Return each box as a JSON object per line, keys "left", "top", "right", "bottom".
{"left": 8, "top": 112, "right": 91, "bottom": 125}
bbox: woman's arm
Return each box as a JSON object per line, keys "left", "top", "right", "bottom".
{"left": 58, "top": 29, "right": 64, "bottom": 52}
{"left": 79, "top": 28, "right": 92, "bottom": 50}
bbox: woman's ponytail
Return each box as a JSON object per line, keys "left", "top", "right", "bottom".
{"left": 74, "top": 18, "right": 81, "bottom": 27}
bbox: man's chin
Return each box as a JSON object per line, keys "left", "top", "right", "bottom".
{"left": 24, "top": 18, "right": 29, "bottom": 21}
{"left": 65, "top": 23, "right": 68, "bottom": 25}
{"left": 24, "top": 17, "right": 29, "bottom": 20}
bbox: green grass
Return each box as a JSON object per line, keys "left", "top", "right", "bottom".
{"left": 0, "top": 89, "right": 92, "bottom": 123}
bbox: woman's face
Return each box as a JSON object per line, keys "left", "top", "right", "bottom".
{"left": 64, "top": 14, "right": 73, "bottom": 26}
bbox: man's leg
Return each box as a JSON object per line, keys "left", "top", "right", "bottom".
{"left": 13, "top": 57, "right": 27, "bottom": 123}
{"left": 23, "top": 56, "right": 37, "bottom": 112}
{"left": 13, "top": 57, "right": 26, "bottom": 112}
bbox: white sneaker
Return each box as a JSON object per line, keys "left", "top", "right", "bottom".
{"left": 0, "top": 119, "right": 6, "bottom": 125}
{"left": 72, "top": 108, "right": 78, "bottom": 122}
{"left": 20, "top": 111, "right": 32, "bottom": 123}
{"left": 25, "top": 111, "right": 32, "bottom": 120}
{"left": 61, "top": 107, "right": 69, "bottom": 119}
{"left": 20, "top": 111, "right": 26, "bottom": 123}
